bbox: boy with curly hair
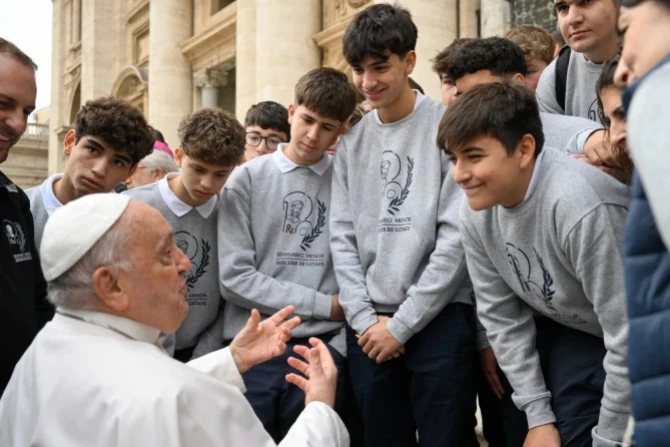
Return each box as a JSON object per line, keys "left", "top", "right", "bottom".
{"left": 26, "top": 96, "right": 154, "bottom": 249}
{"left": 124, "top": 108, "right": 245, "bottom": 362}
{"left": 200, "top": 67, "right": 356, "bottom": 442}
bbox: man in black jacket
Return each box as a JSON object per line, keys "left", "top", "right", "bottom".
{"left": 0, "top": 38, "right": 54, "bottom": 396}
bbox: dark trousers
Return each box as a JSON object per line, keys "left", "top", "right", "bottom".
{"left": 476, "top": 365, "right": 520, "bottom": 447}
{"left": 347, "top": 303, "right": 478, "bottom": 447}
{"left": 497, "top": 318, "right": 607, "bottom": 447}
{"left": 242, "top": 336, "right": 346, "bottom": 443}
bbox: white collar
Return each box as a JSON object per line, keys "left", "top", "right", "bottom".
{"left": 272, "top": 144, "right": 332, "bottom": 176}
{"left": 56, "top": 307, "right": 161, "bottom": 344}
{"left": 158, "top": 173, "right": 217, "bottom": 218}
{"left": 373, "top": 89, "right": 425, "bottom": 124}
{"left": 524, "top": 150, "right": 546, "bottom": 201}
{"left": 40, "top": 173, "right": 64, "bottom": 216}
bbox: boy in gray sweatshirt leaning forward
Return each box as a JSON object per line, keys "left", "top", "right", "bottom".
{"left": 331, "top": 4, "right": 477, "bottom": 446}
{"left": 124, "top": 108, "right": 245, "bottom": 361}
{"left": 439, "top": 82, "right": 630, "bottom": 447}
{"left": 215, "top": 67, "right": 356, "bottom": 443}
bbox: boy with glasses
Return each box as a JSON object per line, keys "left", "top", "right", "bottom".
{"left": 244, "top": 101, "right": 290, "bottom": 161}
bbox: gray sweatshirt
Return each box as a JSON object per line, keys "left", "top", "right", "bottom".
{"left": 330, "top": 95, "right": 473, "bottom": 344}
{"left": 205, "top": 148, "right": 346, "bottom": 354}
{"left": 25, "top": 173, "right": 64, "bottom": 250}
{"left": 460, "top": 148, "right": 630, "bottom": 446}
{"left": 541, "top": 111, "right": 602, "bottom": 155}
{"left": 628, "top": 61, "right": 670, "bottom": 248}
{"left": 123, "top": 174, "right": 221, "bottom": 353}
{"left": 537, "top": 49, "right": 603, "bottom": 123}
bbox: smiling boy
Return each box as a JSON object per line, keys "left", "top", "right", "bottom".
{"left": 440, "top": 82, "right": 631, "bottom": 447}
{"left": 26, "top": 97, "right": 154, "bottom": 249}
{"left": 331, "top": 4, "right": 477, "bottom": 446}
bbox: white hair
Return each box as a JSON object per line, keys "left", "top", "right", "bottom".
{"left": 141, "top": 150, "right": 178, "bottom": 176}
{"left": 47, "top": 221, "right": 134, "bottom": 309}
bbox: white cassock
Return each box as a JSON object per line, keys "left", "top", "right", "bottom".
{"left": 0, "top": 308, "right": 349, "bottom": 447}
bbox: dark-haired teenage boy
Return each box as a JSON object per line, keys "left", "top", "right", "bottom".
{"left": 26, "top": 96, "right": 154, "bottom": 249}
{"left": 214, "top": 68, "right": 356, "bottom": 442}
{"left": 243, "top": 101, "right": 290, "bottom": 162}
{"left": 331, "top": 4, "right": 477, "bottom": 446}
{"left": 439, "top": 82, "right": 630, "bottom": 447}
{"left": 431, "top": 38, "right": 473, "bottom": 107}
{"left": 447, "top": 37, "right": 604, "bottom": 158}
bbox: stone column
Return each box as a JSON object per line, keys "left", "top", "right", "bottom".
{"left": 48, "top": 0, "right": 67, "bottom": 175}
{"left": 391, "top": 0, "right": 458, "bottom": 101}
{"left": 235, "top": 0, "right": 257, "bottom": 121}
{"left": 80, "top": 0, "right": 115, "bottom": 101}
{"left": 149, "top": 0, "right": 193, "bottom": 148}
{"left": 194, "top": 67, "right": 229, "bottom": 109}
{"left": 72, "top": 0, "right": 82, "bottom": 43}
{"left": 254, "top": 0, "right": 321, "bottom": 106}
{"left": 481, "top": 0, "right": 512, "bottom": 37}
{"left": 460, "top": 0, "right": 481, "bottom": 38}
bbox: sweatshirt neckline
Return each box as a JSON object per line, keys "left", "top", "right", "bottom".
{"left": 371, "top": 93, "right": 432, "bottom": 129}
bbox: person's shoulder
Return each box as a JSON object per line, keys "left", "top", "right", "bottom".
{"left": 540, "top": 111, "right": 602, "bottom": 131}
{"left": 542, "top": 149, "right": 629, "bottom": 210}
{"left": 123, "top": 182, "right": 164, "bottom": 207}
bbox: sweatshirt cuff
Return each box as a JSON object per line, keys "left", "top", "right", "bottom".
{"left": 349, "top": 306, "right": 378, "bottom": 336}
{"left": 476, "top": 328, "right": 490, "bottom": 351}
{"left": 387, "top": 317, "right": 412, "bottom": 345}
{"left": 524, "top": 397, "right": 557, "bottom": 429}
{"left": 312, "top": 291, "right": 334, "bottom": 320}
{"left": 593, "top": 406, "right": 629, "bottom": 446}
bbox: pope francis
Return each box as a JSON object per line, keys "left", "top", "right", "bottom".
{"left": 0, "top": 194, "right": 349, "bottom": 446}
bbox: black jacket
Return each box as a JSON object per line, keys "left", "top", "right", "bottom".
{"left": 0, "top": 170, "right": 53, "bottom": 394}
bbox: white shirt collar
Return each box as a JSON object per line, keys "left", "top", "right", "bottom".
{"left": 158, "top": 173, "right": 217, "bottom": 219}
{"left": 57, "top": 307, "right": 161, "bottom": 344}
{"left": 40, "top": 173, "right": 64, "bottom": 216}
{"left": 524, "top": 150, "right": 546, "bottom": 201}
{"left": 272, "top": 144, "right": 332, "bottom": 176}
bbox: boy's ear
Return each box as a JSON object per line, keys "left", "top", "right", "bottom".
{"left": 511, "top": 73, "right": 526, "bottom": 84}
{"left": 517, "top": 134, "right": 537, "bottom": 168}
{"left": 174, "top": 147, "right": 184, "bottom": 168}
{"left": 404, "top": 50, "right": 417, "bottom": 75}
{"left": 63, "top": 129, "right": 76, "bottom": 157}
{"left": 287, "top": 104, "right": 295, "bottom": 125}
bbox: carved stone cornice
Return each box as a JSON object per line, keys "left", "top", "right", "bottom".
{"left": 181, "top": 3, "right": 236, "bottom": 73}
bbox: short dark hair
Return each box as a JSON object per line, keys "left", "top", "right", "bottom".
{"left": 74, "top": 97, "right": 154, "bottom": 165}
{"left": 432, "top": 38, "right": 474, "bottom": 80}
{"left": 244, "top": 101, "right": 290, "bottom": 139}
{"left": 294, "top": 67, "right": 357, "bottom": 123}
{"left": 148, "top": 126, "right": 166, "bottom": 144}
{"left": 446, "top": 37, "right": 528, "bottom": 84}
{"left": 596, "top": 55, "right": 620, "bottom": 125}
{"left": 437, "top": 82, "right": 545, "bottom": 157}
{"left": 0, "top": 38, "right": 37, "bottom": 71}
{"left": 343, "top": 3, "right": 418, "bottom": 67}
{"left": 178, "top": 108, "right": 245, "bottom": 167}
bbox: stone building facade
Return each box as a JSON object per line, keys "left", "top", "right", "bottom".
{"left": 47, "top": 0, "right": 519, "bottom": 175}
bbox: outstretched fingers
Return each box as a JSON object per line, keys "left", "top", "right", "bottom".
{"left": 268, "top": 305, "right": 297, "bottom": 326}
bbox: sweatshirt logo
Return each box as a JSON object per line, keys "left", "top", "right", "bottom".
{"left": 506, "top": 243, "right": 556, "bottom": 310}
{"left": 282, "top": 191, "right": 327, "bottom": 251}
{"left": 175, "top": 230, "right": 210, "bottom": 293}
{"left": 380, "top": 151, "right": 414, "bottom": 215}
{"left": 4, "top": 219, "right": 31, "bottom": 263}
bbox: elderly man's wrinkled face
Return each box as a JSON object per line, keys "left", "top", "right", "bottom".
{"left": 117, "top": 202, "right": 191, "bottom": 333}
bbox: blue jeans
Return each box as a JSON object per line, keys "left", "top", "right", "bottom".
{"left": 242, "top": 335, "right": 346, "bottom": 443}
{"left": 347, "top": 302, "right": 478, "bottom": 447}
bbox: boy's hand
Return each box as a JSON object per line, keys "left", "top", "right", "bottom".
{"left": 479, "top": 347, "right": 504, "bottom": 399}
{"left": 329, "top": 295, "right": 345, "bottom": 322}
{"left": 524, "top": 424, "right": 561, "bottom": 447}
{"left": 359, "top": 316, "right": 404, "bottom": 363}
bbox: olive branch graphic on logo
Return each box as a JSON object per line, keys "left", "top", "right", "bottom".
{"left": 387, "top": 156, "right": 414, "bottom": 216}
{"left": 534, "top": 248, "right": 555, "bottom": 310}
{"left": 300, "top": 200, "right": 326, "bottom": 251}
{"left": 186, "top": 240, "right": 210, "bottom": 290}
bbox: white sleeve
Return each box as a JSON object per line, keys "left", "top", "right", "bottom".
{"left": 279, "top": 402, "right": 350, "bottom": 447}
{"left": 186, "top": 347, "right": 246, "bottom": 393}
